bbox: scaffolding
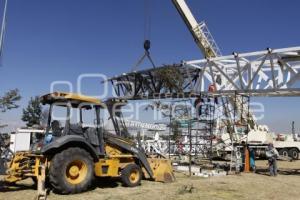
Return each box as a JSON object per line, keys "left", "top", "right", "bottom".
{"left": 162, "top": 92, "right": 251, "bottom": 168}
{"left": 108, "top": 46, "right": 300, "bottom": 174}
{"left": 167, "top": 95, "right": 217, "bottom": 165}
{"left": 216, "top": 93, "right": 251, "bottom": 171}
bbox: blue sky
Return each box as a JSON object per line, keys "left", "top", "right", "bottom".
{"left": 0, "top": 0, "right": 300, "bottom": 133}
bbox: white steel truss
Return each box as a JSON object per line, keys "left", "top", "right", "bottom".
{"left": 109, "top": 46, "right": 300, "bottom": 98}
{"left": 186, "top": 46, "right": 300, "bottom": 96}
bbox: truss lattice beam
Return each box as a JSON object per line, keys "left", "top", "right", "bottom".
{"left": 108, "top": 47, "right": 300, "bottom": 99}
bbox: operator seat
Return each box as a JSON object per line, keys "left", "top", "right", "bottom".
{"left": 51, "top": 120, "right": 62, "bottom": 137}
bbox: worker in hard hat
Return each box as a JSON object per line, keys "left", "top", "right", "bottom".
{"left": 208, "top": 84, "right": 219, "bottom": 104}
{"left": 194, "top": 97, "right": 204, "bottom": 119}
{"left": 266, "top": 143, "right": 279, "bottom": 176}
{"left": 249, "top": 148, "right": 256, "bottom": 172}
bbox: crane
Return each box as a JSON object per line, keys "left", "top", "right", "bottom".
{"left": 172, "top": 0, "right": 256, "bottom": 134}
{"left": 108, "top": 1, "right": 300, "bottom": 134}
{"left": 171, "top": 0, "right": 221, "bottom": 58}
{"left": 170, "top": 0, "right": 300, "bottom": 163}
{"left": 108, "top": 1, "right": 300, "bottom": 162}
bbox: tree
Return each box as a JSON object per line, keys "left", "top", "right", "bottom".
{"left": 40, "top": 108, "right": 49, "bottom": 128}
{"left": 170, "top": 120, "right": 182, "bottom": 141}
{"left": 22, "top": 96, "right": 42, "bottom": 127}
{"left": 145, "top": 101, "right": 185, "bottom": 141}
{"left": 155, "top": 66, "right": 184, "bottom": 93}
{"left": 0, "top": 89, "right": 21, "bottom": 112}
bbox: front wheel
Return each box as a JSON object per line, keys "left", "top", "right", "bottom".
{"left": 49, "top": 147, "right": 94, "bottom": 194}
{"left": 121, "top": 163, "right": 142, "bottom": 187}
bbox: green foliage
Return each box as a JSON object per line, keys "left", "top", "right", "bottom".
{"left": 170, "top": 120, "right": 182, "bottom": 140}
{"left": 155, "top": 66, "right": 183, "bottom": 93}
{"left": 0, "top": 89, "right": 21, "bottom": 112}
{"left": 22, "top": 96, "right": 42, "bottom": 127}
{"left": 144, "top": 100, "right": 187, "bottom": 141}
{"left": 40, "top": 108, "right": 49, "bottom": 127}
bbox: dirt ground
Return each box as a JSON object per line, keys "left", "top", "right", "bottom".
{"left": 0, "top": 160, "right": 299, "bottom": 200}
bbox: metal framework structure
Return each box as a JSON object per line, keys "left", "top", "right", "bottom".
{"left": 109, "top": 46, "right": 300, "bottom": 99}
{"left": 109, "top": 0, "right": 300, "bottom": 168}
{"left": 174, "top": 98, "right": 216, "bottom": 160}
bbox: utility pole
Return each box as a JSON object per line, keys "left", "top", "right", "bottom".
{"left": 168, "top": 102, "right": 173, "bottom": 159}
{"left": 188, "top": 118, "right": 192, "bottom": 176}
{"left": 0, "top": 0, "right": 8, "bottom": 62}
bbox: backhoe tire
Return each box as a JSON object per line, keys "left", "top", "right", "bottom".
{"left": 31, "top": 177, "right": 37, "bottom": 186}
{"left": 49, "top": 147, "right": 94, "bottom": 194}
{"left": 121, "top": 163, "right": 142, "bottom": 187}
{"left": 288, "top": 148, "right": 299, "bottom": 160}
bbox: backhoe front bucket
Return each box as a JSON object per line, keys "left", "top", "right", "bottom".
{"left": 147, "top": 158, "right": 175, "bottom": 183}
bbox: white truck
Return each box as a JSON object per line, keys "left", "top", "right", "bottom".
{"left": 9, "top": 128, "right": 45, "bottom": 153}
{"left": 217, "top": 125, "right": 300, "bottom": 160}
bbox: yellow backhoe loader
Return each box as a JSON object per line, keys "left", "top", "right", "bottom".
{"left": 2, "top": 92, "right": 175, "bottom": 199}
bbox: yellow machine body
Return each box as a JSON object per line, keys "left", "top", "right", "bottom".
{"left": 5, "top": 143, "right": 175, "bottom": 184}
{"left": 4, "top": 152, "right": 42, "bottom": 183}
{"left": 94, "top": 143, "right": 175, "bottom": 183}
{"left": 146, "top": 157, "right": 175, "bottom": 183}
{"left": 3, "top": 92, "right": 175, "bottom": 198}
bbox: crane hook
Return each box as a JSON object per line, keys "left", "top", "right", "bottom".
{"left": 144, "top": 40, "right": 151, "bottom": 52}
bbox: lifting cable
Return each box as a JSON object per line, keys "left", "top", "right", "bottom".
{"left": 144, "top": 0, "right": 151, "bottom": 42}
{"left": 132, "top": 0, "right": 156, "bottom": 71}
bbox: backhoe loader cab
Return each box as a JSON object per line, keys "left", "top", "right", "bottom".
{"left": 4, "top": 92, "right": 175, "bottom": 195}
{"left": 40, "top": 92, "right": 106, "bottom": 156}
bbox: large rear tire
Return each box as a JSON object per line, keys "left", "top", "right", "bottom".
{"left": 49, "top": 147, "right": 94, "bottom": 194}
{"left": 288, "top": 148, "right": 299, "bottom": 160}
{"left": 279, "top": 148, "right": 289, "bottom": 157}
{"left": 121, "top": 163, "right": 142, "bottom": 187}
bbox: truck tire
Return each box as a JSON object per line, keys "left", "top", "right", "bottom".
{"left": 49, "top": 147, "right": 94, "bottom": 194}
{"left": 288, "top": 148, "right": 299, "bottom": 160}
{"left": 279, "top": 148, "right": 289, "bottom": 157}
{"left": 121, "top": 163, "right": 142, "bottom": 187}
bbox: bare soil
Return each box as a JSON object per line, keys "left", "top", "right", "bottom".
{"left": 0, "top": 160, "right": 299, "bottom": 200}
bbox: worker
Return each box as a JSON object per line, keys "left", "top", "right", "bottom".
{"left": 208, "top": 84, "right": 218, "bottom": 104}
{"left": 194, "top": 97, "right": 204, "bottom": 118}
{"left": 176, "top": 139, "right": 184, "bottom": 154}
{"left": 208, "top": 84, "right": 216, "bottom": 92}
{"left": 0, "top": 136, "right": 6, "bottom": 174}
{"left": 249, "top": 148, "right": 256, "bottom": 172}
{"left": 266, "top": 143, "right": 279, "bottom": 176}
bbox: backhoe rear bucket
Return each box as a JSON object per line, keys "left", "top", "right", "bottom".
{"left": 147, "top": 158, "right": 175, "bottom": 183}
